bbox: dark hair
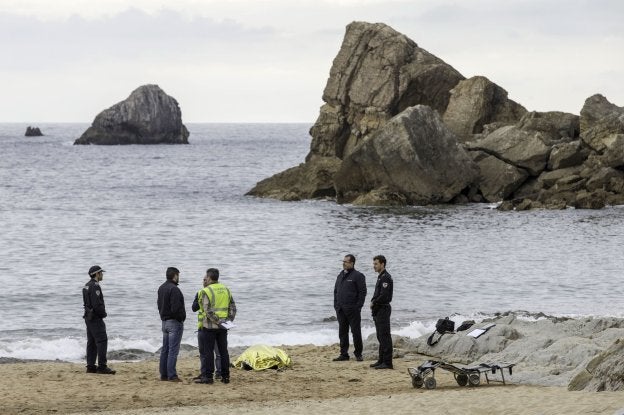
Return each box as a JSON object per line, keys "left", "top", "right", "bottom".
{"left": 206, "top": 268, "right": 220, "bottom": 281}
{"left": 166, "top": 267, "right": 180, "bottom": 280}
{"left": 373, "top": 255, "right": 386, "bottom": 266}
{"left": 345, "top": 254, "right": 356, "bottom": 264}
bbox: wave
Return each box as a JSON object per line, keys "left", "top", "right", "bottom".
{"left": 0, "top": 311, "right": 615, "bottom": 362}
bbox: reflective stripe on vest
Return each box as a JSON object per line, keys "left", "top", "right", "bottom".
{"left": 205, "top": 283, "right": 231, "bottom": 319}
{"left": 196, "top": 288, "right": 207, "bottom": 329}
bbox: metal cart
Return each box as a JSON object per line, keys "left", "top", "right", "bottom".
{"left": 407, "top": 360, "right": 515, "bottom": 390}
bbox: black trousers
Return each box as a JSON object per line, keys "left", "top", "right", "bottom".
{"left": 336, "top": 306, "right": 363, "bottom": 357}
{"left": 205, "top": 328, "right": 230, "bottom": 379}
{"left": 85, "top": 318, "right": 108, "bottom": 368}
{"left": 373, "top": 305, "right": 392, "bottom": 365}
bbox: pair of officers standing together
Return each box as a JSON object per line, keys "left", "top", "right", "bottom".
{"left": 82, "top": 265, "right": 236, "bottom": 384}
{"left": 333, "top": 254, "right": 394, "bottom": 369}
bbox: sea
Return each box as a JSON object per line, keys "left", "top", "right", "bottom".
{"left": 1, "top": 123, "right": 624, "bottom": 363}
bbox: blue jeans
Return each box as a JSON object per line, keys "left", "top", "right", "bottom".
{"left": 160, "top": 319, "right": 184, "bottom": 380}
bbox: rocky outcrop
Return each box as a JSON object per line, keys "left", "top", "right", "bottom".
{"left": 471, "top": 151, "right": 529, "bottom": 202}
{"left": 249, "top": 20, "right": 624, "bottom": 210}
{"left": 24, "top": 126, "right": 43, "bottom": 136}
{"left": 498, "top": 95, "right": 624, "bottom": 210}
{"left": 311, "top": 22, "right": 464, "bottom": 160}
{"left": 442, "top": 76, "right": 526, "bottom": 142}
{"left": 248, "top": 21, "right": 465, "bottom": 202}
{"left": 334, "top": 105, "right": 478, "bottom": 205}
{"left": 569, "top": 338, "right": 624, "bottom": 391}
{"left": 74, "top": 85, "right": 189, "bottom": 145}
{"left": 404, "top": 313, "right": 624, "bottom": 388}
{"left": 247, "top": 157, "right": 342, "bottom": 201}
{"left": 580, "top": 94, "right": 624, "bottom": 152}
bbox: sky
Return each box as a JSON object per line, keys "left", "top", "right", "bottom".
{"left": 0, "top": 0, "right": 622, "bottom": 123}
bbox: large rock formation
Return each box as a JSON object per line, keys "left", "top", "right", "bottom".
{"left": 335, "top": 105, "right": 478, "bottom": 205}
{"left": 74, "top": 85, "right": 189, "bottom": 145}
{"left": 249, "top": 20, "right": 624, "bottom": 210}
{"left": 248, "top": 21, "right": 466, "bottom": 202}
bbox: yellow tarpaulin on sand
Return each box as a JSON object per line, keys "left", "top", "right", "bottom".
{"left": 233, "top": 344, "right": 292, "bottom": 371}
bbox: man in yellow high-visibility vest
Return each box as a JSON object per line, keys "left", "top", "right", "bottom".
{"left": 197, "top": 268, "right": 236, "bottom": 384}
{"left": 192, "top": 273, "right": 222, "bottom": 382}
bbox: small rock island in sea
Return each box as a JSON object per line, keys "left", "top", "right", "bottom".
{"left": 74, "top": 84, "right": 189, "bottom": 145}
{"left": 248, "top": 21, "right": 624, "bottom": 210}
{"left": 25, "top": 126, "right": 43, "bottom": 136}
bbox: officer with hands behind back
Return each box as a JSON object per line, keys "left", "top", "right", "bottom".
{"left": 82, "top": 265, "right": 115, "bottom": 374}
{"left": 370, "top": 255, "right": 393, "bottom": 370}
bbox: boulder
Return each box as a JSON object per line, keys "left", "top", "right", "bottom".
{"left": 569, "top": 339, "right": 624, "bottom": 391}
{"left": 310, "top": 21, "right": 465, "bottom": 161}
{"left": 74, "top": 84, "right": 189, "bottom": 145}
{"left": 442, "top": 76, "right": 526, "bottom": 142}
{"left": 575, "top": 189, "right": 608, "bottom": 209}
{"left": 538, "top": 166, "right": 584, "bottom": 188}
{"left": 580, "top": 94, "right": 624, "bottom": 152}
{"left": 470, "top": 151, "right": 529, "bottom": 202}
{"left": 595, "top": 134, "right": 624, "bottom": 168}
{"left": 246, "top": 157, "right": 342, "bottom": 201}
{"left": 334, "top": 105, "right": 478, "bottom": 205}
{"left": 585, "top": 167, "right": 624, "bottom": 192}
{"left": 466, "top": 125, "right": 552, "bottom": 176}
{"left": 510, "top": 178, "right": 542, "bottom": 200}
{"left": 24, "top": 126, "right": 43, "bottom": 136}
{"left": 547, "top": 140, "right": 590, "bottom": 170}
{"left": 516, "top": 111, "right": 579, "bottom": 145}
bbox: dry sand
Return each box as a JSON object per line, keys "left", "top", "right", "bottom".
{"left": 2, "top": 344, "right": 623, "bottom": 415}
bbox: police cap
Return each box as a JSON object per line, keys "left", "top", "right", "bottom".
{"left": 88, "top": 265, "right": 106, "bottom": 276}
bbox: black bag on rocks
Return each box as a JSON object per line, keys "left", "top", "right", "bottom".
{"left": 427, "top": 317, "right": 455, "bottom": 347}
{"left": 436, "top": 317, "right": 455, "bottom": 333}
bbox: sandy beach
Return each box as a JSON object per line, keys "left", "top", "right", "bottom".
{"left": 2, "top": 344, "right": 623, "bottom": 415}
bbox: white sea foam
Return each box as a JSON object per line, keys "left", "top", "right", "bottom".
{"left": 0, "top": 337, "right": 85, "bottom": 361}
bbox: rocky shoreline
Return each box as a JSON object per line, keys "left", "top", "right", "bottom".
{"left": 249, "top": 21, "right": 624, "bottom": 211}
{"left": 397, "top": 312, "right": 624, "bottom": 391}
{"left": 4, "top": 313, "right": 622, "bottom": 391}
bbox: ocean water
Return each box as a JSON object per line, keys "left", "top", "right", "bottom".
{"left": 1, "top": 123, "right": 624, "bottom": 362}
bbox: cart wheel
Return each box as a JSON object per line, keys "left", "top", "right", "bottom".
{"left": 412, "top": 375, "right": 424, "bottom": 389}
{"left": 468, "top": 373, "right": 480, "bottom": 387}
{"left": 424, "top": 376, "right": 437, "bottom": 390}
{"left": 456, "top": 373, "right": 468, "bottom": 386}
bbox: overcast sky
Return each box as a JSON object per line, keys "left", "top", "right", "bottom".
{"left": 1, "top": 0, "right": 622, "bottom": 122}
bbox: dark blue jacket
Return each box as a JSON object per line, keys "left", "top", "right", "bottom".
{"left": 334, "top": 269, "right": 367, "bottom": 309}
{"left": 371, "top": 270, "right": 393, "bottom": 307}
{"left": 83, "top": 278, "right": 107, "bottom": 319}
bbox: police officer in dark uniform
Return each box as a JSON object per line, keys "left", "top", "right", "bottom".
{"left": 369, "top": 255, "right": 393, "bottom": 369}
{"left": 333, "top": 254, "right": 367, "bottom": 362}
{"left": 82, "top": 265, "right": 115, "bottom": 374}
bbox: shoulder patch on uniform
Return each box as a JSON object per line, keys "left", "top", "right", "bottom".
{"left": 96, "top": 290, "right": 101, "bottom": 296}
{"left": 382, "top": 282, "right": 388, "bottom": 288}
